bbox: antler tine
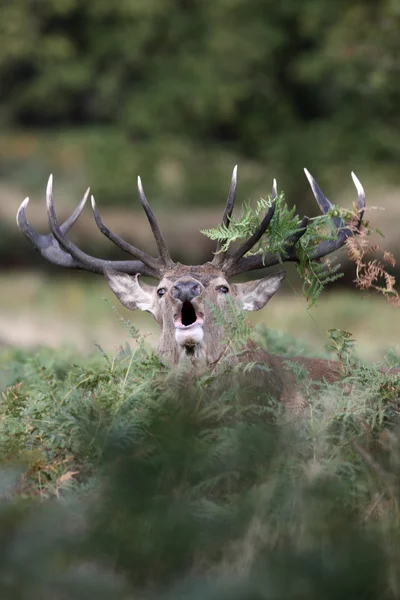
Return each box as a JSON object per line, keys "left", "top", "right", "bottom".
{"left": 17, "top": 186, "right": 89, "bottom": 245}
{"left": 229, "top": 203, "right": 276, "bottom": 266}
{"left": 212, "top": 165, "right": 238, "bottom": 268}
{"left": 304, "top": 168, "right": 342, "bottom": 227}
{"left": 213, "top": 165, "right": 238, "bottom": 258}
{"left": 40, "top": 175, "right": 159, "bottom": 276}
{"left": 61, "top": 187, "right": 90, "bottom": 233}
{"left": 226, "top": 177, "right": 278, "bottom": 267}
{"left": 90, "top": 195, "right": 160, "bottom": 271}
{"left": 221, "top": 164, "right": 238, "bottom": 228}
{"left": 272, "top": 178, "right": 278, "bottom": 201}
{"left": 284, "top": 216, "right": 309, "bottom": 254}
{"left": 137, "top": 176, "right": 173, "bottom": 268}
{"left": 351, "top": 171, "right": 366, "bottom": 225}
{"left": 16, "top": 190, "right": 89, "bottom": 268}
{"left": 304, "top": 169, "right": 366, "bottom": 261}
{"left": 17, "top": 197, "right": 48, "bottom": 248}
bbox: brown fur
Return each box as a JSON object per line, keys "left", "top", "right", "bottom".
{"left": 105, "top": 264, "right": 348, "bottom": 406}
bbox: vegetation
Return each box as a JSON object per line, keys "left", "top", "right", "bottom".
{"left": 2, "top": 0, "right": 400, "bottom": 210}
{"left": 0, "top": 314, "right": 400, "bottom": 598}
{"left": 2, "top": 2, "right": 400, "bottom": 595}
{"left": 202, "top": 189, "right": 399, "bottom": 307}
{"left": 2, "top": 0, "right": 400, "bottom": 154}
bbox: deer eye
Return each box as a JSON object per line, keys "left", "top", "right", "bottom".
{"left": 157, "top": 287, "right": 166, "bottom": 297}
{"left": 217, "top": 285, "right": 229, "bottom": 294}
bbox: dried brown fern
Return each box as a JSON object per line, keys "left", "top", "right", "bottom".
{"left": 346, "top": 218, "right": 399, "bottom": 307}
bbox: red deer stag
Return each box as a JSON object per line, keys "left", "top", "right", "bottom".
{"left": 17, "top": 168, "right": 366, "bottom": 403}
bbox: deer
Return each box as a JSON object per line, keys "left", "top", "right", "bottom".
{"left": 17, "top": 167, "right": 368, "bottom": 404}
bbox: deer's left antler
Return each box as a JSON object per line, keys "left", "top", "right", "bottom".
{"left": 214, "top": 168, "right": 366, "bottom": 278}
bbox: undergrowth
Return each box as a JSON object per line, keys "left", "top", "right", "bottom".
{"left": 0, "top": 317, "right": 399, "bottom": 599}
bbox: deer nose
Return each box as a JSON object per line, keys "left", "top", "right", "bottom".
{"left": 171, "top": 280, "right": 202, "bottom": 302}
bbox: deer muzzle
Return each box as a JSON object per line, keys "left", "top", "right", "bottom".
{"left": 171, "top": 279, "right": 205, "bottom": 346}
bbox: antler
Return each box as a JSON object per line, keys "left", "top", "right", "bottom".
{"left": 17, "top": 168, "right": 366, "bottom": 281}
{"left": 16, "top": 175, "right": 173, "bottom": 278}
{"left": 212, "top": 166, "right": 277, "bottom": 268}
{"left": 216, "top": 169, "right": 366, "bottom": 278}
{"left": 212, "top": 165, "right": 238, "bottom": 266}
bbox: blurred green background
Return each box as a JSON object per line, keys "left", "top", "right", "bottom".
{"left": 1, "top": 0, "right": 399, "bottom": 357}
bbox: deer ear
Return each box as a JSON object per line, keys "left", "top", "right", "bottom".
{"left": 234, "top": 271, "right": 286, "bottom": 311}
{"left": 104, "top": 269, "right": 156, "bottom": 315}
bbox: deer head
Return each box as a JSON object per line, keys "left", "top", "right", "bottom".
{"left": 16, "top": 167, "right": 365, "bottom": 365}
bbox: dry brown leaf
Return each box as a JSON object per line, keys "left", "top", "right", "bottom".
{"left": 56, "top": 471, "right": 78, "bottom": 487}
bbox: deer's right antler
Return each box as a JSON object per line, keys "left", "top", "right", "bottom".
{"left": 214, "top": 168, "right": 366, "bottom": 278}
{"left": 16, "top": 175, "right": 173, "bottom": 278}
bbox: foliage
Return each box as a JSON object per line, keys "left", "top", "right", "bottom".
{"left": 0, "top": 313, "right": 400, "bottom": 596}
{"left": 326, "top": 328, "right": 356, "bottom": 374}
{"left": 202, "top": 192, "right": 298, "bottom": 258}
{"left": 202, "top": 190, "right": 347, "bottom": 307}
{"left": 202, "top": 185, "right": 400, "bottom": 308}
{"left": 1, "top": 0, "right": 399, "bottom": 152}
{"left": 1, "top": 0, "right": 400, "bottom": 209}
{"left": 346, "top": 225, "right": 400, "bottom": 307}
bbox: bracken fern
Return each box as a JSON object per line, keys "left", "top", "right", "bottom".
{"left": 0, "top": 310, "right": 399, "bottom": 597}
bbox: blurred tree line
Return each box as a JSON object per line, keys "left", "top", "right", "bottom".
{"left": 1, "top": 0, "right": 399, "bottom": 151}
{"left": 1, "top": 0, "right": 400, "bottom": 268}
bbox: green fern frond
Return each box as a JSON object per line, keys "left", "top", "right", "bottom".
{"left": 201, "top": 196, "right": 276, "bottom": 253}
{"left": 201, "top": 190, "right": 353, "bottom": 306}
{"left": 298, "top": 258, "right": 344, "bottom": 309}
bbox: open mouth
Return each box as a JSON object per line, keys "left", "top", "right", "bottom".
{"left": 175, "top": 301, "right": 204, "bottom": 329}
